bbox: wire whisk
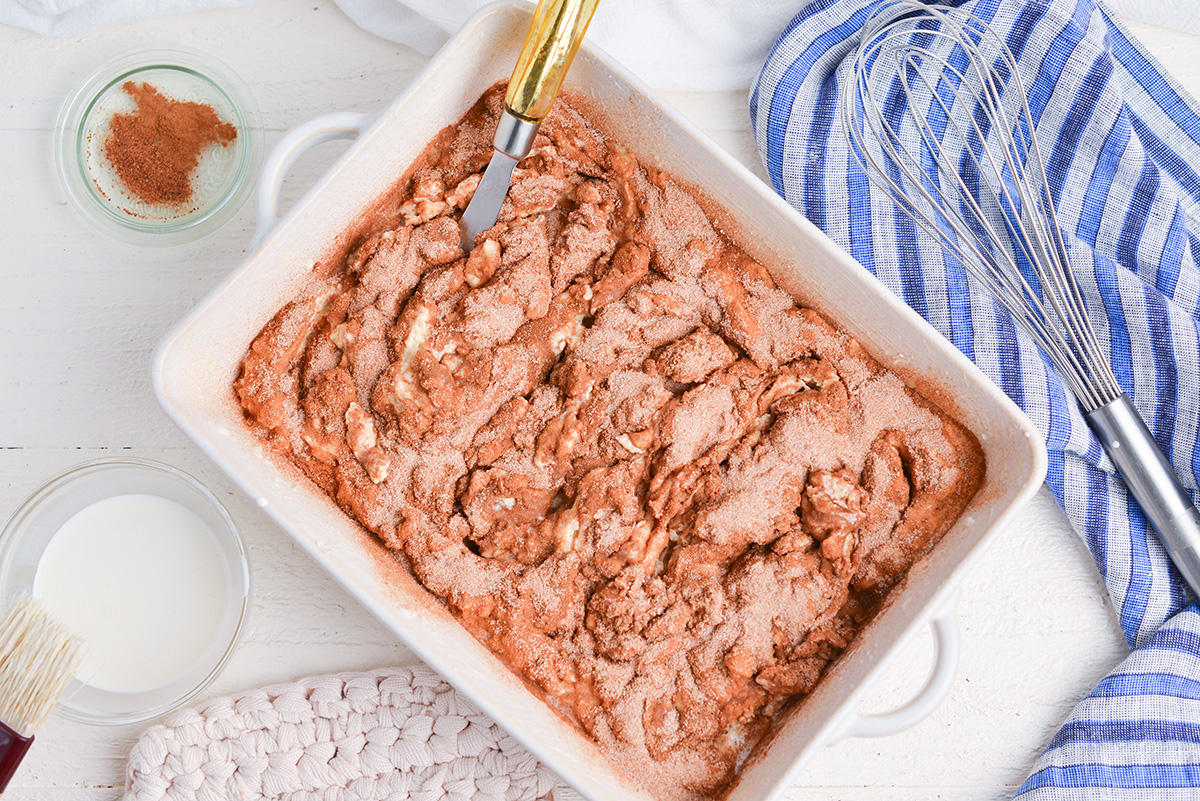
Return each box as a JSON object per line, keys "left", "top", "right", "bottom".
{"left": 842, "top": 0, "right": 1200, "bottom": 597}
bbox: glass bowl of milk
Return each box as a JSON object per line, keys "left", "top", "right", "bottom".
{"left": 0, "top": 458, "right": 250, "bottom": 724}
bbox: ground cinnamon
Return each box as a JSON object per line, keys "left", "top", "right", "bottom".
{"left": 104, "top": 81, "right": 237, "bottom": 205}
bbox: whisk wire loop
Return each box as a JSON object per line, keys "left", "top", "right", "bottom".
{"left": 843, "top": 0, "right": 1122, "bottom": 411}
{"left": 912, "top": 42, "right": 1111, "bottom": 407}
{"left": 855, "top": 47, "right": 1095, "bottom": 405}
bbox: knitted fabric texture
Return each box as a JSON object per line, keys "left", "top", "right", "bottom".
{"left": 122, "top": 665, "right": 558, "bottom": 801}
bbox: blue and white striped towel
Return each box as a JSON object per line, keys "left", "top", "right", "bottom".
{"left": 752, "top": 0, "right": 1200, "bottom": 795}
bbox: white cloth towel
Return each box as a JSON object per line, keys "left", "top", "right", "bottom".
{"left": 2, "top": 0, "right": 257, "bottom": 38}
{"left": 334, "top": 0, "right": 793, "bottom": 90}
{"left": 6, "top": 0, "right": 1197, "bottom": 91}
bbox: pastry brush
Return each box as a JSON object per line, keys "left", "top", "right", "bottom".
{"left": 0, "top": 596, "right": 84, "bottom": 794}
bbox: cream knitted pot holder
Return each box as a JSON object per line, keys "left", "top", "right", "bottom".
{"left": 122, "top": 665, "right": 563, "bottom": 801}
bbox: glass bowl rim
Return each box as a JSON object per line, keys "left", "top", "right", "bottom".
{"left": 0, "top": 456, "right": 252, "bottom": 725}
{"left": 53, "top": 46, "right": 263, "bottom": 247}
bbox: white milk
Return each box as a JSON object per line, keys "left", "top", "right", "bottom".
{"left": 32, "top": 494, "right": 231, "bottom": 693}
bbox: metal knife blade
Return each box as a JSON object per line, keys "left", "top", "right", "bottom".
{"left": 458, "top": 0, "right": 600, "bottom": 251}
{"left": 459, "top": 110, "right": 540, "bottom": 252}
{"left": 459, "top": 150, "right": 519, "bottom": 251}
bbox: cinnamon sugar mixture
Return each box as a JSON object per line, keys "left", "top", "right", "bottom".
{"left": 104, "top": 81, "right": 237, "bottom": 205}
{"left": 236, "top": 87, "right": 985, "bottom": 800}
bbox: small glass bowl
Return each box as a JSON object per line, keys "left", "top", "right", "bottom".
{"left": 54, "top": 47, "right": 262, "bottom": 246}
{"left": 0, "top": 458, "right": 251, "bottom": 725}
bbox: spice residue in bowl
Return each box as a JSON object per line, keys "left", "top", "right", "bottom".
{"left": 103, "top": 81, "right": 238, "bottom": 207}
{"left": 57, "top": 50, "right": 260, "bottom": 243}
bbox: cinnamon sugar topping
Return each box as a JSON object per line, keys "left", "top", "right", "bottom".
{"left": 103, "top": 81, "right": 237, "bottom": 206}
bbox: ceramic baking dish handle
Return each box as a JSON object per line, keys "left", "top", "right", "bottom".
{"left": 252, "top": 112, "right": 373, "bottom": 248}
{"left": 827, "top": 594, "right": 960, "bottom": 742}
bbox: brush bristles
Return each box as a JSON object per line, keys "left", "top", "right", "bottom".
{"left": 0, "top": 596, "right": 85, "bottom": 736}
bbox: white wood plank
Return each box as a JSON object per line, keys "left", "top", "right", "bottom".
{"left": 2, "top": 2, "right": 1191, "bottom": 800}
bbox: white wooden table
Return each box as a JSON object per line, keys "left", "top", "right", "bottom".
{"left": 3, "top": 3, "right": 1199, "bottom": 798}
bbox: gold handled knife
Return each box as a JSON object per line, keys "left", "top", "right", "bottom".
{"left": 460, "top": 0, "right": 601, "bottom": 251}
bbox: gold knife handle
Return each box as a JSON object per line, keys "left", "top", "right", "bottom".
{"left": 505, "top": 0, "right": 601, "bottom": 123}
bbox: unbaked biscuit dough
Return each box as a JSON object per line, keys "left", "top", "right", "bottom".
{"left": 236, "top": 86, "right": 985, "bottom": 800}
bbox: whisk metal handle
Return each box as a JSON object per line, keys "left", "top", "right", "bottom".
{"left": 1087, "top": 393, "right": 1200, "bottom": 599}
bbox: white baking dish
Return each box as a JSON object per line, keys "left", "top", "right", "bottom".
{"left": 153, "top": 3, "right": 1046, "bottom": 799}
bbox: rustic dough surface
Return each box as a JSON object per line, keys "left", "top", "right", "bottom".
{"left": 235, "top": 87, "right": 985, "bottom": 800}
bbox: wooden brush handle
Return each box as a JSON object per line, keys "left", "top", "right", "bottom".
{"left": 0, "top": 720, "right": 33, "bottom": 794}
